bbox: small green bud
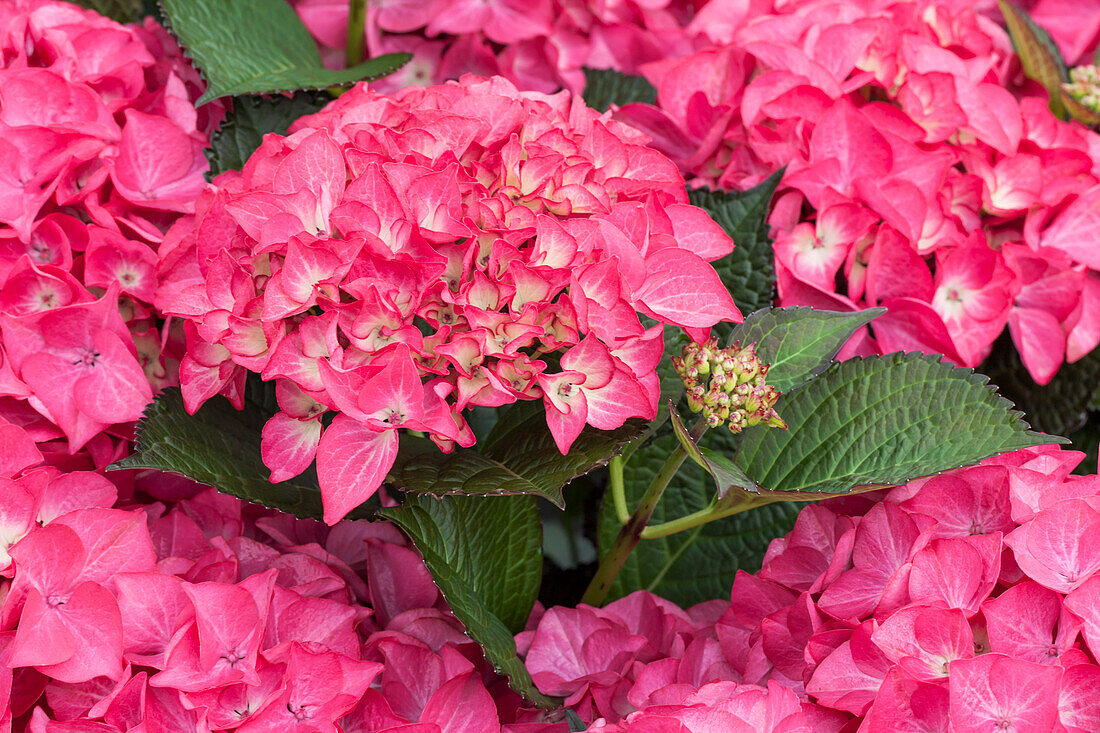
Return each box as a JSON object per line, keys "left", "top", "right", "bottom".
{"left": 674, "top": 338, "right": 786, "bottom": 434}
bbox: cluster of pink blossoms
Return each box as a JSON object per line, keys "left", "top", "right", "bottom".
{"left": 295, "top": 0, "right": 1100, "bottom": 385}
{"left": 158, "top": 74, "right": 740, "bottom": 525}
{"left": 8, "top": 416, "right": 1100, "bottom": 731}
{"left": 0, "top": 0, "right": 216, "bottom": 461}
{"left": 611, "top": 0, "right": 1100, "bottom": 384}
{"left": 519, "top": 444, "right": 1100, "bottom": 731}
{"left": 0, "top": 419, "right": 570, "bottom": 732}
{"left": 290, "top": 0, "right": 707, "bottom": 94}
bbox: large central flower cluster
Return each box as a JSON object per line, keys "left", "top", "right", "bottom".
{"left": 158, "top": 75, "right": 740, "bottom": 524}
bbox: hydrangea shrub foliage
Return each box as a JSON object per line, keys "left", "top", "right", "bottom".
{"left": 1, "top": 0, "right": 1099, "bottom": 731}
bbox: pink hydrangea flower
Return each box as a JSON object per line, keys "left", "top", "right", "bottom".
{"left": 160, "top": 75, "right": 740, "bottom": 524}
{"left": 515, "top": 445, "right": 1100, "bottom": 730}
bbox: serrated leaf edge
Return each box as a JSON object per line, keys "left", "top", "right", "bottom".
{"left": 733, "top": 351, "right": 1065, "bottom": 496}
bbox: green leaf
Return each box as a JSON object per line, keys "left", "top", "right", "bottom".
{"left": 597, "top": 432, "right": 799, "bottom": 606}
{"left": 389, "top": 402, "right": 647, "bottom": 508}
{"left": 205, "top": 92, "right": 331, "bottom": 179}
{"left": 581, "top": 68, "right": 657, "bottom": 113}
{"left": 998, "top": 0, "right": 1068, "bottom": 118}
{"left": 71, "top": 0, "right": 144, "bottom": 22}
{"left": 566, "top": 710, "right": 588, "bottom": 732}
{"left": 730, "top": 306, "right": 886, "bottom": 393}
{"left": 688, "top": 170, "right": 784, "bottom": 336}
{"left": 159, "top": 0, "right": 410, "bottom": 104}
{"left": 107, "top": 388, "right": 347, "bottom": 520}
{"left": 380, "top": 494, "right": 557, "bottom": 708}
{"left": 733, "top": 352, "right": 1062, "bottom": 495}
{"left": 669, "top": 409, "right": 761, "bottom": 497}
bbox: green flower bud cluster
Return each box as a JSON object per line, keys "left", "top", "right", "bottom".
{"left": 1064, "top": 65, "right": 1100, "bottom": 114}
{"left": 671, "top": 339, "right": 787, "bottom": 434}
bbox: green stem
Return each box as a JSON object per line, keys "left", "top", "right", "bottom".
{"left": 640, "top": 495, "right": 765, "bottom": 539}
{"left": 345, "top": 0, "right": 368, "bottom": 68}
{"left": 610, "top": 455, "right": 629, "bottom": 525}
{"left": 580, "top": 417, "right": 707, "bottom": 606}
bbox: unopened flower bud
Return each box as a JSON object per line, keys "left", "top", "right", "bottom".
{"left": 687, "top": 385, "right": 705, "bottom": 412}
{"left": 674, "top": 338, "right": 786, "bottom": 434}
{"left": 728, "top": 411, "right": 747, "bottom": 434}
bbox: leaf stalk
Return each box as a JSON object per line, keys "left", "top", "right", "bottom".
{"left": 640, "top": 494, "right": 767, "bottom": 539}
{"left": 609, "top": 455, "right": 629, "bottom": 525}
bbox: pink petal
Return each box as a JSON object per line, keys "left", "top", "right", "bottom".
{"left": 316, "top": 415, "right": 397, "bottom": 525}
{"left": 948, "top": 654, "right": 1061, "bottom": 733}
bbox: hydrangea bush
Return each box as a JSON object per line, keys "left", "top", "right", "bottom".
{"left": 2, "top": 0, "right": 1099, "bottom": 731}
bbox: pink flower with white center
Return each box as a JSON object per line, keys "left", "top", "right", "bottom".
{"left": 930, "top": 241, "right": 1017, "bottom": 367}
{"left": 0, "top": 286, "right": 153, "bottom": 451}
{"left": 773, "top": 200, "right": 875, "bottom": 292}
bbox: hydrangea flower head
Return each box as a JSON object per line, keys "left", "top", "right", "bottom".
{"left": 159, "top": 75, "right": 741, "bottom": 524}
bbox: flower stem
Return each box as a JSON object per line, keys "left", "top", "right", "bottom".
{"left": 610, "top": 455, "right": 629, "bottom": 525}
{"left": 580, "top": 418, "right": 707, "bottom": 606}
{"left": 345, "top": 0, "right": 367, "bottom": 68}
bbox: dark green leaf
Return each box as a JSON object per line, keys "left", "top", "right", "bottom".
{"left": 730, "top": 306, "right": 886, "bottom": 393}
{"left": 581, "top": 68, "right": 657, "bottom": 112}
{"left": 734, "top": 352, "right": 1062, "bottom": 495}
{"left": 159, "top": 0, "right": 410, "bottom": 104}
{"left": 998, "top": 0, "right": 1068, "bottom": 117}
{"left": 688, "top": 170, "right": 784, "bottom": 335}
{"left": 71, "top": 0, "right": 144, "bottom": 22}
{"left": 566, "top": 709, "right": 588, "bottom": 732}
{"left": 389, "top": 402, "right": 647, "bottom": 507}
{"left": 205, "top": 92, "right": 331, "bottom": 179}
{"left": 597, "top": 432, "right": 799, "bottom": 606}
{"left": 980, "top": 334, "right": 1100, "bottom": 471}
{"left": 107, "top": 388, "right": 349, "bottom": 520}
{"left": 380, "top": 494, "right": 557, "bottom": 708}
